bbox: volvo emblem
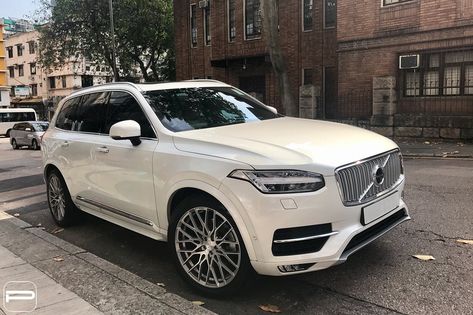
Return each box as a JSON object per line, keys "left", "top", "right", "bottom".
{"left": 373, "top": 165, "right": 385, "bottom": 186}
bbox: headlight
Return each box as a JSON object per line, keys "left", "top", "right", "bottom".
{"left": 228, "top": 170, "right": 325, "bottom": 194}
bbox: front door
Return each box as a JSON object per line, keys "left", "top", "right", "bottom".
{"left": 239, "top": 75, "right": 266, "bottom": 103}
{"left": 91, "top": 91, "right": 158, "bottom": 229}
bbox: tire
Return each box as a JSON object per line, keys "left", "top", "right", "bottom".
{"left": 169, "top": 194, "right": 253, "bottom": 296}
{"left": 31, "top": 139, "right": 39, "bottom": 150}
{"left": 46, "top": 169, "right": 79, "bottom": 227}
{"left": 5, "top": 129, "right": 11, "bottom": 138}
{"left": 11, "top": 139, "right": 18, "bottom": 150}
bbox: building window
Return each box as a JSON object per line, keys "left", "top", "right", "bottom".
{"left": 30, "top": 84, "right": 38, "bottom": 96}
{"left": 49, "top": 77, "right": 56, "bottom": 89}
{"left": 383, "top": 0, "right": 413, "bottom": 6}
{"left": 402, "top": 50, "right": 473, "bottom": 97}
{"left": 61, "top": 76, "right": 67, "bottom": 88}
{"left": 324, "top": 0, "right": 336, "bottom": 28}
{"left": 303, "top": 0, "right": 313, "bottom": 31}
{"left": 18, "top": 65, "right": 24, "bottom": 77}
{"left": 245, "top": 0, "right": 262, "bottom": 39}
{"left": 28, "top": 41, "right": 35, "bottom": 54}
{"left": 204, "top": 1, "right": 211, "bottom": 46}
{"left": 8, "top": 66, "right": 14, "bottom": 78}
{"left": 17, "top": 44, "right": 23, "bottom": 57}
{"left": 30, "top": 62, "right": 36, "bottom": 75}
{"left": 6, "top": 46, "right": 13, "bottom": 58}
{"left": 303, "top": 68, "right": 314, "bottom": 85}
{"left": 405, "top": 72, "right": 420, "bottom": 96}
{"left": 190, "top": 4, "right": 198, "bottom": 47}
{"left": 228, "top": 0, "right": 236, "bottom": 41}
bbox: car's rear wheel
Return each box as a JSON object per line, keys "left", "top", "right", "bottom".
{"left": 31, "top": 139, "right": 39, "bottom": 150}
{"left": 46, "top": 170, "right": 79, "bottom": 227}
{"left": 5, "top": 129, "right": 11, "bottom": 138}
{"left": 169, "top": 194, "right": 252, "bottom": 296}
{"left": 11, "top": 139, "right": 18, "bottom": 150}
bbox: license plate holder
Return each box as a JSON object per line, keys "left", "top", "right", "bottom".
{"left": 361, "top": 192, "right": 399, "bottom": 225}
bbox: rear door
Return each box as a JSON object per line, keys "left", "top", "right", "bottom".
{"left": 91, "top": 91, "right": 158, "bottom": 229}
{"left": 53, "top": 93, "right": 108, "bottom": 200}
{"left": 15, "top": 123, "right": 27, "bottom": 145}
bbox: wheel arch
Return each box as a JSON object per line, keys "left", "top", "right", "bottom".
{"left": 166, "top": 183, "right": 257, "bottom": 261}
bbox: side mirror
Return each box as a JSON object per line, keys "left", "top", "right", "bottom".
{"left": 25, "top": 127, "right": 32, "bottom": 131}
{"left": 109, "top": 120, "right": 142, "bottom": 146}
{"left": 266, "top": 106, "right": 278, "bottom": 114}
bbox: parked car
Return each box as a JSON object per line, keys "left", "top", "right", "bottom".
{"left": 10, "top": 121, "right": 49, "bottom": 150}
{"left": 41, "top": 81, "right": 409, "bottom": 295}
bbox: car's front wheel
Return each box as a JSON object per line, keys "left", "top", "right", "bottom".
{"left": 31, "top": 139, "right": 39, "bottom": 150}
{"left": 46, "top": 170, "right": 79, "bottom": 227}
{"left": 169, "top": 195, "right": 252, "bottom": 296}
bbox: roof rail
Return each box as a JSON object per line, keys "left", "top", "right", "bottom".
{"left": 183, "top": 79, "right": 224, "bottom": 84}
{"left": 69, "top": 82, "right": 142, "bottom": 96}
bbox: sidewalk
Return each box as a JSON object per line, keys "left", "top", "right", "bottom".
{"left": 397, "top": 140, "right": 473, "bottom": 158}
{"left": 0, "top": 212, "right": 213, "bottom": 315}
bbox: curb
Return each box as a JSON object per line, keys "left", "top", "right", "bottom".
{"left": 0, "top": 212, "right": 214, "bottom": 315}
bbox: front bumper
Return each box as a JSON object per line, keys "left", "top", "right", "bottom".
{"left": 219, "top": 176, "right": 410, "bottom": 276}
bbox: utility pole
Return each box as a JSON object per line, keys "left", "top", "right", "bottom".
{"left": 109, "top": 0, "right": 118, "bottom": 82}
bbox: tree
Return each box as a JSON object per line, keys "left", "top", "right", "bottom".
{"left": 261, "top": 0, "right": 297, "bottom": 116}
{"left": 37, "top": 0, "right": 174, "bottom": 82}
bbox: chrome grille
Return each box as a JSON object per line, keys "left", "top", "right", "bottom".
{"left": 335, "top": 150, "right": 403, "bottom": 206}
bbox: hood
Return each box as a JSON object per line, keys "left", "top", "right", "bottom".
{"left": 172, "top": 117, "right": 398, "bottom": 175}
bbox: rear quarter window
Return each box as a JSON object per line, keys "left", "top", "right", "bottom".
{"left": 56, "top": 97, "right": 81, "bottom": 130}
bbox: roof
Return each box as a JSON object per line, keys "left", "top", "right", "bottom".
{"left": 0, "top": 108, "right": 36, "bottom": 112}
{"left": 69, "top": 80, "right": 231, "bottom": 96}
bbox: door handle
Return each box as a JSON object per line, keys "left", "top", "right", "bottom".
{"left": 60, "top": 141, "right": 69, "bottom": 148}
{"left": 96, "top": 146, "right": 109, "bottom": 153}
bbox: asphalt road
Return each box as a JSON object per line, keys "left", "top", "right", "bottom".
{"left": 0, "top": 137, "right": 472, "bottom": 315}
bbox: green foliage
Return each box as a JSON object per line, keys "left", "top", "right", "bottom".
{"left": 38, "top": 0, "right": 174, "bottom": 81}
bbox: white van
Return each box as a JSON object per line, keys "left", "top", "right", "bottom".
{"left": 0, "top": 108, "right": 38, "bottom": 137}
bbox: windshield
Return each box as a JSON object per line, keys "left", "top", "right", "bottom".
{"left": 143, "top": 87, "right": 279, "bottom": 132}
{"left": 31, "top": 122, "right": 49, "bottom": 132}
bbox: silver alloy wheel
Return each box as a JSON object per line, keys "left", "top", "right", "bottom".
{"left": 32, "top": 140, "right": 38, "bottom": 150}
{"left": 175, "top": 207, "right": 242, "bottom": 288}
{"left": 48, "top": 175, "right": 66, "bottom": 221}
{"left": 12, "top": 139, "right": 17, "bottom": 149}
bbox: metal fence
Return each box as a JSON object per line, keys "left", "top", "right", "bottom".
{"left": 326, "top": 89, "right": 372, "bottom": 119}
{"left": 399, "top": 96, "right": 473, "bottom": 115}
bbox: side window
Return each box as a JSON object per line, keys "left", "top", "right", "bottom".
{"left": 56, "top": 97, "right": 81, "bottom": 130}
{"left": 26, "top": 112, "right": 35, "bottom": 121}
{"left": 73, "top": 92, "right": 109, "bottom": 133}
{"left": 105, "top": 91, "right": 156, "bottom": 138}
{"left": 13, "top": 123, "right": 23, "bottom": 130}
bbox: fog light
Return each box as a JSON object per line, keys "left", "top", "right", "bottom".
{"left": 277, "top": 263, "right": 315, "bottom": 273}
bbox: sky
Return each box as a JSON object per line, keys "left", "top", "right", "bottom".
{"left": 0, "top": 0, "right": 42, "bottom": 20}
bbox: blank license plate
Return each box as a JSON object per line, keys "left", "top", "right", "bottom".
{"left": 362, "top": 192, "right": 399, "bottom": 225}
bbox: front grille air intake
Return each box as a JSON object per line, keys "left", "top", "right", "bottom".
{"left": 335, "top": 150, "right": 403, "bottom": 206}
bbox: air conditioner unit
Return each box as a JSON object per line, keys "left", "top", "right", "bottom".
{"left": 199, "top": 0, "right": 209, "bottom": 8}
{"left": 399, "top": 54, "right": 420, "bottom": 69}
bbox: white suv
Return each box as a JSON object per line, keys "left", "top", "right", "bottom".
{"left": 42, "top": 80, "right": 409, "bottom": 295}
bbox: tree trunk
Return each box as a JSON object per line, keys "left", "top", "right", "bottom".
{"left": 261, "top": 0, "right": 297, "bottom": 117}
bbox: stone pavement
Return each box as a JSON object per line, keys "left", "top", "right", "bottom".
{"left": 0, "top": 212, "right": 213, "bottom": 315}
{"left": 398, "top": 140, "right": 473, "bottom": 158}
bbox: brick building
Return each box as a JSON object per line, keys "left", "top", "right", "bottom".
{"left": 174, "top": 0, "right": 473, "bottom": 140}
{"left": 174, "top": 0, "right": 337, "bottom": 118}
{"left": 337, "top": 0, "right": 473, "bottom": 139}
